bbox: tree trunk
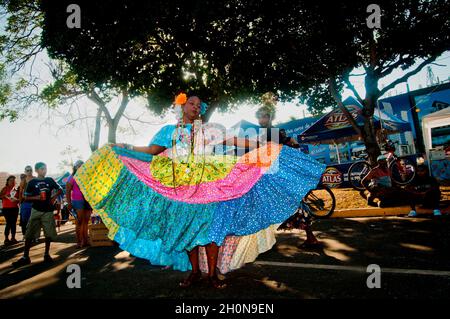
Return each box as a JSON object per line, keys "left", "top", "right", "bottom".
{"left": 360, "top": 113, "right": 381, "bottom": 165}
{"left": 362, "top": 70, "right": 382, "bottom": 165}
{"left": 89, "top": 108, "right": 102, "bottom": 152}
{"left": 107, "top": 121, "right": 117, "bottom": 144}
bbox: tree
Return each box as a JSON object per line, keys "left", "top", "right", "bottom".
{"left": 40, "top": 61, "right": 132, "bottom": 145}
{"left": 0, "top": 0, "right": 44, "bottom": 120}
{"left": 270, "top": 1, "right": 450, "bottom": 162}
{"left": 38, "top": 0, "right": 450, "bottom": 163}
{"left": 39, "top": 0, "right": 310, "bottom": 120}
{"left": 1, "top": 0, "right": 156, "bottom": 148}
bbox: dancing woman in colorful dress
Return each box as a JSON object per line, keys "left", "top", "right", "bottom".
{"left": 74, "top": 93, "right": 325, "bottom": 288}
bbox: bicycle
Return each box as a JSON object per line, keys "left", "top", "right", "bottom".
{"left": 278, "top": 185, "right": 336, "bottom": 231}
{"left": 347, "top": 140, "right": 416, "bottom": 191}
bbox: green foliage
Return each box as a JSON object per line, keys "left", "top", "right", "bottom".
{"left": 2, "top": 0, "right": 449, "bottom": 122}
{"left": 0, "top": 62, "right": 14, "bottom": 120}
{"left": 39, "top": 0, "right": 450, "bottom": 116}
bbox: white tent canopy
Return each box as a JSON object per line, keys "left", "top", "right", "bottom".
{"left": 421, "top": 107, "right": 450, "bottom": 160}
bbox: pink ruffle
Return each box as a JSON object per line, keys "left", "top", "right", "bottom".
{"left": 119, "top": 156, "right": 264, "bottom": 204}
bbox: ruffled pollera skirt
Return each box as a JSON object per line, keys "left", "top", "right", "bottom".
{"left": 74, "top": 143, "right": 325, "bottom": 272}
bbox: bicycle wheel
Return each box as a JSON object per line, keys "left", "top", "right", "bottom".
{"left": 303, "top": 185, "right": 336, "bottom": 218}
{"left": 390, "top": 158, "right": 416, "bottom": 185}
{"left": 347, "top": 161, "right": 371, "bottom": 191}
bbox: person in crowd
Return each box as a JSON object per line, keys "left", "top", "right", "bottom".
{"left": 12, "top": 162, "right": 63, "bottom": 268}
{"left": 256, "top": 94, "right": 320, "bottom": 247}
{"left": 18, "top": 165, "right": 35, "bottom": 236}
{"left": 405, "top": 165, "right": 441, "bottom": 217}
{"left": 17, "top": 174, "right": 27, "bottom": 236}
{"left": 255, "top": 96, "right": 299, "bottom": 148}
{"left": 361, "top": 154, "right": 398, "bottom": 207}
{"left": 66, "top": 160, "right": 92, "bottom": 248}
{"left": 1, "top": 176, "right": 19, "bottom": 245}
{"left": 52, "top": 189, "right": 63, "bottom": 232}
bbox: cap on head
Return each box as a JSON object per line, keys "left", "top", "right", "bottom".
{"left": 35, "top": 162, "right": 46, "bottom": 170}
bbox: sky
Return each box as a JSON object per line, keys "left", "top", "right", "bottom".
{"left": 1, "top": 47, "right": 449, "bottom": 176}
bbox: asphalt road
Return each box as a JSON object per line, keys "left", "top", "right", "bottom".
{"left": 1, "top": 215, "right": 450, "bottom": 299}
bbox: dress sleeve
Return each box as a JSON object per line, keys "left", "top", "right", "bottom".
{"left": 149, "top": 125, "right": 175, "bottom": 149}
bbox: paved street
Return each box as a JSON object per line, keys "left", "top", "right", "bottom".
{"left": 1, "top": 215, "right": 450, "bottom": 299}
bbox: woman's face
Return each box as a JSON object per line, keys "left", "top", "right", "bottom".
{"left": 183, "top": 96, "right": 201, "bottom": 121}
{"left": 7, "top": 178, "right": 15, "bottom": 187}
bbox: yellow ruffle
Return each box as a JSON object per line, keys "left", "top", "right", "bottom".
{"left": 150, "top": 155, "right": 237, "bottom": 187}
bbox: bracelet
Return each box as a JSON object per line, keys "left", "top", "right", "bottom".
{"left": 124, "top": 143, "right": 134, "bottom": 151}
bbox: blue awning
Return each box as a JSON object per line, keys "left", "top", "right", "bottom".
{"left": 298, "top": 97, "right": 411, "bottom": 144}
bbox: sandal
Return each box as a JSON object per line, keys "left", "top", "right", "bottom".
{"left": 208, "top": 276, "right": 227, "bottom": 289}
{"left": 179, "top": 272, "right": 202, "bottom": 288}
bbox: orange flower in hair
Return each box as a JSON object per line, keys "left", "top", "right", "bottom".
{"left": 174, "top": 93, "right": 187, "bottom": 105}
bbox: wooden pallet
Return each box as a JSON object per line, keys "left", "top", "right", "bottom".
{"left": 88, "top": 223, "right": 114, "bottom": 247}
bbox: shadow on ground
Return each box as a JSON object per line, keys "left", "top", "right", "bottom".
{"left": 1, "top": 216, "right": 450, "bottom": 299}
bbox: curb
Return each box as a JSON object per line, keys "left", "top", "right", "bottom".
{"left": 331, "top": 206, "right": 450, "bottom": 218}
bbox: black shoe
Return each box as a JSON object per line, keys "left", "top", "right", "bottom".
{"left": 12, "top": 257, "right": 31, "bottom": 268}
{"left": 208, "top": 276, "right": 227, "bottom": 289}
{"left": 43, "top": 255, "right": 54, "bottom": 263}
{"left": 179, "top": 272, "right": 202, "bottom": 288}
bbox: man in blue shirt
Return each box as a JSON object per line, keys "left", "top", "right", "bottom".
{"left": 12, "top": 162, "right": 63, "bottom": 268}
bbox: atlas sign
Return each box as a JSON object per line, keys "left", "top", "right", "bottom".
{"left": 321, "top": 167, "right": 343, "bottom": 188}
{"left": 324, "top": 105, "right": 360, "bottom": 130}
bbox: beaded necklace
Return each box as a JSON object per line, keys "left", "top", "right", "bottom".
{"left": 171, "top": 118, "right": 206, "bottom": 198}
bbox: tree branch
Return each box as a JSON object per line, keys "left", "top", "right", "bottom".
{"left": 379, "top": 54, "right": 418, "bottom": 78}
{"left": 87, "top": 89, "right": 113, "bottom": 123}
{"left": 113, "top": 89, "right": 129, "bottom": 124}
{"left": 379, "top": 55, "right": 439, "bottom": 96}
{"left": 328, "top": 77, "right": 362, "bottom": 136}
{"left": 122, "top": 113, "right": 163, "bottom": 125}
{"left": 11, "top": 44, "right": 43, "bottom": 74}
{"left": 344, "top": 75, "right": 364, "bottom": 105}
{"left": 55, "top": 116, "right": 102, "bottom": 135}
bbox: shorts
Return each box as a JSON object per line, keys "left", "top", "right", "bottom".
{"left": 24, "top": 208, "right": 57, "bottom": 241}
{"left": 72, "top": 200, "right": 92, "bottom": 210}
